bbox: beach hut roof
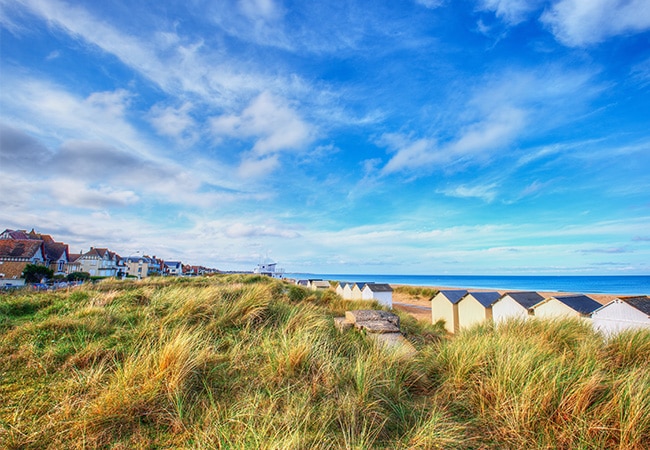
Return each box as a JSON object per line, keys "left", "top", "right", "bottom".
{"left": 545, "top": 295, "right": 602, "bottom": 315}
{"left": 435, "top": 290, "right": 468, "bottom": 304}
{"left": 621, "top": 296, "right": 650, "bottom": 316}
{"left": 466, "top": 291, "right": 501, "bottom": 308}
{"left": 502, "top": 291, "right": 544, "bottom": 308}
{"left": 364, "top": 283, "right": 393, "bottom": 292}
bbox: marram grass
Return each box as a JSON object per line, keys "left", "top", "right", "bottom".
{"left": 0, "top": 277, "right": 648, "bottom": 449}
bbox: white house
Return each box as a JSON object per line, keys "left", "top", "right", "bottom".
{"left": 431, "top": 290, "right": 468, "bottom": 333}
{"left": 532, "top": 295, "right": 601, "bottom": 320}
{"left": 457, "top": 292, "right": 501, "bottom": 330}
{"left": 76, "top": 248, "right": 120, "bottom": 277}
{"left": 591, "top": 296, "right": 650, "bottom": 336}
{"left": 492, "top": 291, "right": 544, "bottom": 323}
{"left": 361, "top": 283, "right": 393, "bottom": 307}
{"left": 164, "top": 261, "right": 183, "bottom": 276}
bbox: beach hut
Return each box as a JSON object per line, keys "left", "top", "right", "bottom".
{"left": 430, "top": 290, "right": 468, "bottom": 333}
{"left": 531, "top": 295, "right": 601, "bottom": 320}
{"left": 335, "top": 282, "right": 349, "bottom": 297}
{"left": 351, "top": 282, "right": 368, "bottom": 300}
{"left": 492, "top": 291, "right": 543, "bottom": 323}
{"left": 310, "top": 280, "right": 331, "bottom": 291}
{"left": 591, "top": 296, "right": 650, "bottom": 335}
{"left": 361, "top": 283, "right": 393, "bottom": 307}
{"left": 457, "top": 292, "right": 501, "bottom": 330}
{"left": 342, "top": 282, "right": 355, "bottom": 300}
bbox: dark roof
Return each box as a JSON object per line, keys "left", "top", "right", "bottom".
{"left": 43, "top": 240, "right": 68, "bottom": 261}
{"left": 502, "top": 291, "right": 544, "bottom": 308}
{"left": 465, "top": 291, "right": 501, "bottom": 308}
{"left": 365, "top": 283, "right": 393, "bottom": 292}
{"left": 0, "top": 229, "right": 31, "bottom": 239}
{"left": 0, "top": 239, "right": 43, "bottom": 259}
{"left": 621, "top": 296, "right": 650, "bottom": 316}
{"left": 435, "top": 290, "right": 468, "bottom": 304}
{"left": 552, "top": 295, "right": 602, "bottom": 315}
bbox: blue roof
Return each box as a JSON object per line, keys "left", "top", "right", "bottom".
{"left": 621, "top": 296, "right": 650, "bottom": 316}
{"left": 503, "top": 291, "right": 544, "bottom": 308}
{"left": 437, "top": 290, "right": 468, "bottom": 304}
{"left": 553, "top": 295, "right": 602, "bottom": 315}
{"left": 466, "top": 292, "right": 501, "bottom": 308}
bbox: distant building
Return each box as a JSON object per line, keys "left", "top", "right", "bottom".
{"left": 431, "top": 290, "right": 468, "bottom": 334}
{"left": 76, "top": 247, "right": 120, "bottom": 277}
{"left": 0, "top": 239, "right": 45, "bottom": 286}
{"left": 310, "top": 280, "right": 331, "bottom": 290}
{"left": 591, "top": 296, "right": 650, "bottom": 335}
{"left": 492, "top": 292, "right": 544, "bottom": 323}
{"left": 164, "top": 261, "right": 183, "bottom": 276}
{"left": 253, "top": 261, "right": 285, "bottom": 278}
{"left": 532, "top": 295, "right": 601, "bottom": 320}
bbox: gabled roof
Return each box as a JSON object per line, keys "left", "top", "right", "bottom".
{"left": 434, "top": 290, "right": 468, "bottom": 304}
{"left": 501, "top": 291, "right": 544, "bottom": 308}
{"left": 353, "top": 281, "right": 372, "bottom": 289}
{"left": 542, "top": 295, "right": 602, "bottom": 315}
{"left": 0, "top": 239, "right": 44, "bottom": 259}
{"left": 164, "top": 261, "right": 182, "bottom": 268}
{"left": 68, "top": 253, "right": 82, "bottom": 262}
{"left": 364, "top": 283, "right": 393, "bottom": 292}
{"left": 0, "top": 229, "right": 31, "bottom": 239}
{"left": 621, "top": 296, "right": 650, "bottom": 316}
{"left": 43, "top": 240, "right": 68, "bottom": 261}
{"left": 464, "top": 291, "right": 501, "bottom": 308}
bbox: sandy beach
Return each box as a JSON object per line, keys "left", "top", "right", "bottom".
{"left": 391, "top": 284, "right": 621, "bottom": 323}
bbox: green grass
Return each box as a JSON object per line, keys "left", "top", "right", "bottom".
{"left": 0, "top": 276, "right": 648, "bottom": 449}
{"left": 393, "top": 285, "right": 439, "bottom": 300}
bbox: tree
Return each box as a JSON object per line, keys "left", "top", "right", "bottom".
{"left": 66, "top": 271, "right": 91, "bottom": 282}
{"left": 22, "top": 264, "right": 54, "bottom": 283}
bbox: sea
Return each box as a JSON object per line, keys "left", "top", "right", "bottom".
{"left": 284, "top": 274, "right": 650, "bottom": 296}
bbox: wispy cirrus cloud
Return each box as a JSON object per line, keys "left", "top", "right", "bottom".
{"left": 541, "top": 0, "right": 650, "bottom": 47}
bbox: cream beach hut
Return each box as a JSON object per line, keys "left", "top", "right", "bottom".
{"left": 457, "top": 292, "right": 501, "bottom": 330}
{"left": 361, "top": 283, "right": 393, "bottom": 307}
{"left": 431, "top": 290, "right": 468, "bottom": 333}
{"left": 492, "top": 291, "right": 544, "bottom": 323}
{"left": 351, "top": 282, "right": 368, "bottom": 300}
{"left": 335, "top": 282, "right": 349, "bottom": 297}
{"left": 342, "top": 282, "right": 356, "bottom": 300}
{"left": 591, "top": 296, "right": 650, "bottom": 335}
{"left": 531, "top": 295, "right": 601, "bottom": 320}
{"left": 310, "top": 280, "right": 331, "bottom": 291}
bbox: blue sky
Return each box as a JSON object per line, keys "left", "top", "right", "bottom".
{"left": 1, "top": 0, "right": 649, "bottom": 275}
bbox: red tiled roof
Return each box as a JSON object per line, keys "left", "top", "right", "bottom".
{"left": 0, "top": 239, "right": 44, "bottom": 259}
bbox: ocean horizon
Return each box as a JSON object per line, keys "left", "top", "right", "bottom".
{"left": 284, "top": 274, "right": 650, "bottom": 296}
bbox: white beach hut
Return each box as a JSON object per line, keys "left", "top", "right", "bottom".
{"left": 457, "top": 292, "right": 501, "bottom": 330}
{"left": 342, "top": 283, "right": 355, "bottom": 300}
{"left": 492, "top": 291, "right": 543, "bottom": 323}
{"left": 361, "top": 283, "right": 393, "bottom": 307}
{"left": 531, "top": 295, "right": 601, "bottom": 320}
{"left": 430, "top": 290, "right": 468, "bottom": 333}
{"left": 591, "top": 296, "right": 650, "bottom": 336}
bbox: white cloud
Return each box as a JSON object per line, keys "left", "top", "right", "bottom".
{"left": 237, "top": 155, "right": 280, "bottom": 179}
{"left": 148, "top": 102, "right": 197, "bottom": 143}
{"left": 415, "top": 0, "right": 445, "bottom": 9}
{"left": 541, "top": 0, "right": 650, "bottom": 46}
{"left": 239, "top": 0, "right": 283, "bottom": 21}
{"left": 476, "top": 0, "right": 544, "bottom": 25}
{"left": 439, "top": 183, "right": 499, "bottom": 202}
{"left": 212, "top": 92, "right": 313, "bottom": 156}
{"left": 224, "top": 222, "right": 300, "bottom": 239}
{"left": 51, "top": 181, "right": 140, "bottom": 209}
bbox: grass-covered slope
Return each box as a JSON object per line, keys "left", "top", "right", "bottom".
{"left": 0, "top": 276, "right": 648, "bottom": 449}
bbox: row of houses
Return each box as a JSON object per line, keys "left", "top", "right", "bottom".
{"left": 431, "top": 290, "right": 650, "bottom": 336}
{"left": 0, "top": 228, "right": 215, "bottom": 286}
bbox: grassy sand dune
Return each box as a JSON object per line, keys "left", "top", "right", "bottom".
{"left": 1, "top": 276, "right": 648, "bottom": 449}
